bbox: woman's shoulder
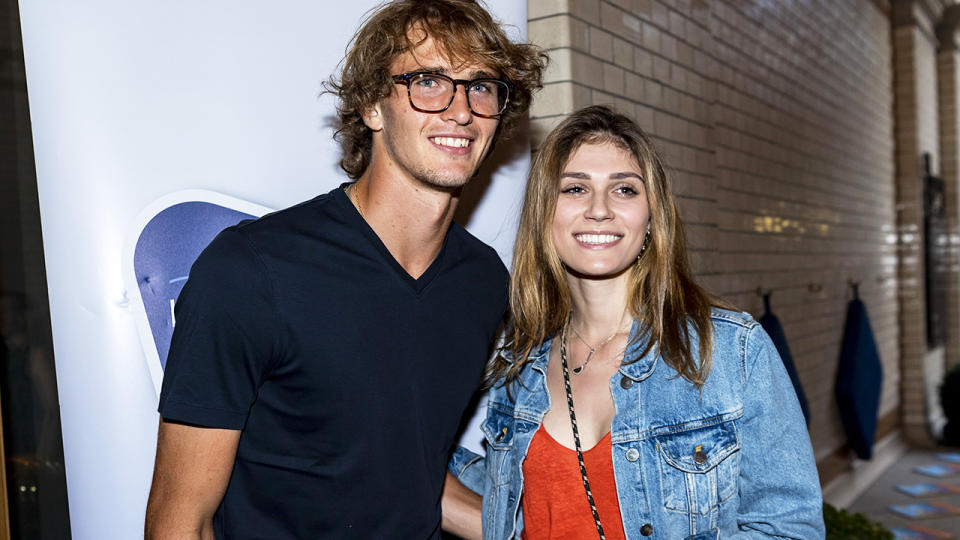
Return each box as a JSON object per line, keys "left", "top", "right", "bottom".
{"left": 708, "top": 306, "right": 759, "bottom": 329}
{"left": 707, "top": 307, "right": 773, "bottom": 345}
{"left": 488, "top": 338, "right": 554, "bottom": 401}
{"left": 704, "top": 307, "right": 774, "bottom": 364}
{"left": 706, "top": 307, "right": 781, "bottom": 380}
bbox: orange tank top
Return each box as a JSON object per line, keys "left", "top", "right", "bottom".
{"left": 521, "top": 424, "right": 626, "bottom": 540}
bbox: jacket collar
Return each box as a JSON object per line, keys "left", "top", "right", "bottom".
{"left": 515, "top": 338, "right": 553, "bottom": 391}
{"left": 618, "top": 318, "right": 660, "bottom": 382}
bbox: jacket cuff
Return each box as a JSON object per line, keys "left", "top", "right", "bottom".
{"left": 448, "top": 446, "right": 485, "bottom": 496}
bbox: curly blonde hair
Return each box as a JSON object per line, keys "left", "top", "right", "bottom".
{"left": 326, "top": 0, "right": 547, "bottom": 179}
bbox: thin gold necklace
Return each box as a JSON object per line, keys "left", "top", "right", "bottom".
{"left": 349, "top": 183, "right": 364, "bottom": 218}
{"left": 569, "top": 324, "right": 622, "bottom": 374}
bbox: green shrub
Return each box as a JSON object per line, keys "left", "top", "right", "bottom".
{"left": 823, "top": 503, "right": 893, "bottom": 540}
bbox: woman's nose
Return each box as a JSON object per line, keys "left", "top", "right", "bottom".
{"left": 586, "top": 192, "right": 612, "bottom": 220}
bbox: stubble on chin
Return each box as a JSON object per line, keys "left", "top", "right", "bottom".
{"left": 402, "top": 154, "right": 481, "bottom": 191}
{"left": 415, "top": 169, "right": 474, "bottom": 190}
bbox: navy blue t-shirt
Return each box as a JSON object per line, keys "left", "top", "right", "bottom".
{"left": 158, "top": 185, "right": 508, "bottom": 538}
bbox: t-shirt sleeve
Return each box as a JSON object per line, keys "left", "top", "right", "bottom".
{"left": 158, "top": 226, "right": 282, "bottom": 430}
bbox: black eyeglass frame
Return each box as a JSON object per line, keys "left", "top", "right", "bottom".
{"left": 391, "top": 71, "right": 514, "bottom": 119}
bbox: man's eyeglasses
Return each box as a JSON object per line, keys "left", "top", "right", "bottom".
{"left": 391, "top": 71, "right": 513, "bottom": 119}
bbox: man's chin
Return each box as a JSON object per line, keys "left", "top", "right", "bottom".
{"left": 416, "top": 172, "right": 475, "bottom": 192}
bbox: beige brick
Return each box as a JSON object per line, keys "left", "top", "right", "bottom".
{"left": 653, "top": 55, "right": 670, "bottom": 82}
{"left": 542, "top": 47, "right": 573, "bottom": 82}
{"left": 528, "top": 15, "right": 573, "bottom": 51}
{"left": 569, "top": 0, "right": 601, "bottom": 25}
{"left": 590, "top": 29, "right": 614, "bottom": 61}
{"left": 632, "top": 0, "right": 654, "bottom": 20}
{"left": 635, "top": 103, "right": 655, "bottom": 129}
{"left": 528, "top": 0, "right": 567, "bottom": 20}
{"left": 651, "top": 1, "right": 669, "bottom": 28}
{"left": 642, "top": 21, "right": 661, "bottom": 53}
{"left": 603, "top": 63, "right": 625, "bottom": 94}
{"left": 625, "top": 72, "right": 645, "bottom": 102}
{"left": 592, "top": 89, "right": 618, "bottom": 107}
{"left": 661, "top": 32, "right": 678, "bottom": 62}
{"left": 669, "top": 8, "right": 686, "bottom": 39}
{"left": 571, "top": 49, "right": 604, "bottom": 86}
{"left": 613, "top": 37, "right": 634, "bottom": 70}
{"left": 644, "top": 78, "right": 663, "bottom": 107}
{"left": 529, "top": 82, "right": 576, "bottom": 118}
{"left": 600, "top": 1, "right": 642, "bottom": 44}
{"left": 635, "top": 48, "right": 654, "bottom": 77}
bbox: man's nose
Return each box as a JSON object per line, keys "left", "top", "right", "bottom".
{"left": 441, "top": 85, "right": 473, "bottom": 125}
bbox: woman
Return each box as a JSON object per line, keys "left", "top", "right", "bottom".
{"left": 449, "top": 106, "right": 824, "bottom": 539}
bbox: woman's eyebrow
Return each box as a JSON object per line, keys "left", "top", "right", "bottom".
{"left": 609, "top": 172, "right": 643, "bottom": 180}
{"left": 560, "top": 171, "right": 591, "bottom": 179}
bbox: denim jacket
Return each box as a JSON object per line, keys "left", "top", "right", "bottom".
{"left": 449, "top": 309, "right": 825, "bottom": 539}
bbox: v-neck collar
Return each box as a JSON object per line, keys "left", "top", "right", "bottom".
{"left": 336, "top": 184, "right": 448, "bottom": 295}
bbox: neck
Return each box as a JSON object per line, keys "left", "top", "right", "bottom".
{"left": 353, "top": 168, "right": 459, "bottom": 279}
{"left": 567, "top": 273, "right": 632, "bottom": 341}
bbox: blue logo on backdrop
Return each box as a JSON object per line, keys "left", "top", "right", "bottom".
{"left": 134, "top": 202, "right": 256, "bottom": 370}
{"left": 126, "top": 191, "right": 271, "bottom": 395}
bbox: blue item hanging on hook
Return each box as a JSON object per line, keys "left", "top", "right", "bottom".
{"left": 758, "top": 293, "right": 812, "bottom": 426}
{"left": 835, "top": 283, "right": 883, "bottom": 460}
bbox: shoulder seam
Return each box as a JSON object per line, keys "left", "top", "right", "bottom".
{"left": 234, "top": 192, "right": 334, "bottom": 230}
{"left": 710, "top": 309, "right": 757, "bottom": 329}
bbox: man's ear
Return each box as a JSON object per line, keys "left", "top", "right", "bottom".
{"left": 362, "top": 103, "right": 384, "bottom": 132}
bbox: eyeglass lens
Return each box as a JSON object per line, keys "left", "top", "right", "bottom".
{"left": 407, "top": 73, "right": 508, "bottom": 116}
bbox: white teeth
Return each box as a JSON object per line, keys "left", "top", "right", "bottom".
{"left": 575, "top": 234, "right": 620, "bottom": 245}
{"left": 432, "top": 136, "right": 470, "bottom": 148}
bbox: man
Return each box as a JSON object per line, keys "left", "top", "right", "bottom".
{"left": 144, "top": 1, "right": 545, "bottom": 538}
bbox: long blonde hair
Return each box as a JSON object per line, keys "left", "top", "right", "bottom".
{"left": 492, "top": 105, "right": 721, "bottom": 388}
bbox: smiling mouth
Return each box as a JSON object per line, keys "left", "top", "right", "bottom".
{"left": 430, "top": 136, "right": 472, "bottom": 148}
{"left": 575, "top": 233, "right": 622, "bottom": 245}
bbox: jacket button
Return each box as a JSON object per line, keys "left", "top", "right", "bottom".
{"left": 625, "top": 448, "right": 639, "bottom": 462}
{"left": 694, "top": 450, "right": 707, "bottom": 464}
{"left": 640, "top": 523, "right": 653, "bottom": 536}
{"left": 620, "top": 376, "right": 633, "bottom": 389}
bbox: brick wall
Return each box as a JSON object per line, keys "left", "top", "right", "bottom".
{"left": 893, "top": 0, "right": 947, "bottom": 444}
{"left": 940, "top": 14, "right": 960, "bottom": 375}
{"left": 528, "top": 0, "right": 898, "bottom": 464}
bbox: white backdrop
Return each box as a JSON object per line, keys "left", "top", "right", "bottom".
{"left": 19, "top": 2, "right": 527, "bottom": 537}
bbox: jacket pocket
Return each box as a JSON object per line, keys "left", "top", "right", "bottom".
{"left": 685, "top": 528, "right": 719, "bottom": 540}
{"left": 655, "top": 419, "right": 740, "bottom": 516}
{"left": 481, "top": 408, "right": 516, "bottom": 487}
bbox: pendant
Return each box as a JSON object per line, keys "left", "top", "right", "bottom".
{"left": 572, "top": 350, "right": 594, "bottom": 374}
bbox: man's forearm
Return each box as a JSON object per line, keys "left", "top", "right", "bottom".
{"left": 144, "top": 496, "right": 216, "bottom": 540}
{"left": 145, "top": 420, "right": 240, "bottom": 540}
{"left": 441, "top": 471, "right": 483, "bottom": 540}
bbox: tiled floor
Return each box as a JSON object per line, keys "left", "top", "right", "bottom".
{"left": 848, "top": 447, "right": 960, "bottom": 537}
